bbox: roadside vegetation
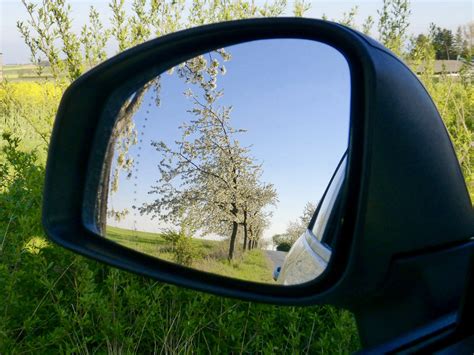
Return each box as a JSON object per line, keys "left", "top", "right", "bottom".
{"left": 0, "top": 0, "right": 472, "bottom": 352}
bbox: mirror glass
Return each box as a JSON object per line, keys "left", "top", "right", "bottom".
{"left": 97, "top": 39, "right": 351, "bottom": 285}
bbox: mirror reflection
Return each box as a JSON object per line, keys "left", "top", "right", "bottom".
{"left": 97, "top": 39, "right": 351, "bottom": 285}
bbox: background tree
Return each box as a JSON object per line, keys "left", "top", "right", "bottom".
{"left": 377, "top": 0, "right": 411, "bottom": 56}
{"left": 453, "top": 22, "right": 473, "bottom": 60}
{"left": 430, "top": 25, "right": 457, "bottom": 60}
{"left": 427, "top": 24, "right": 473, "bottom": 60}
{"left": 409, "top": 34, "right": 433, "bottom": 61}
{"left": 362, "top": 15, "right": 375, "bottom": 36}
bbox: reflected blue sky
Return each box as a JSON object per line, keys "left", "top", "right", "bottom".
{"left": 108, "top": 39, "right": 351, "bottom": 241}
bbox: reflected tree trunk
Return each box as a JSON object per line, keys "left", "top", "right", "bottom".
{"left": 95, "top": 81, "right": 155, "bottom": 235}
{"left": 228, "top": 221, "right": 239, "bottom": 260}
{"left": 242, "top": 210, "right": 248, "bottom": 251}
{"left": 96, "top": 144, "right": 115, "bottom": 234}
{"left": 228, "top": 203, "right": 239, "bottom": 260}
{"left": 248, "top": 225, "right": 253, "bottom": 250}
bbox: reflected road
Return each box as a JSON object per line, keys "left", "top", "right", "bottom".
{"left": 265, "top": 250, "right": 287, "bottom": 268}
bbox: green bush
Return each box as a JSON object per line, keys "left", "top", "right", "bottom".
{"left": 276, "top": 242, "right": 292, "bottom": 252}
{"left": 162, "top": 229, "right": 197, "bottom": 267}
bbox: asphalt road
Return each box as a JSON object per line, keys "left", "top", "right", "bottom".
{"left": 265, "top": 250, "right": 287, "bottom": 268}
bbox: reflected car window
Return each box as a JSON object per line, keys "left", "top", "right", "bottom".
{"left": 311, "top": 155, "right": 347, "bottom": 242}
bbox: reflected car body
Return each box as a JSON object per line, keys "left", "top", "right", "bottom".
{"left": 277, "top": 154, "right": 347, "bottom": 285}
{"left": 278, "top": 229, "right": 331, "bottom": 285}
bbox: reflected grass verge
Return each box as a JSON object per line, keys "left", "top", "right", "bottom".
{"left": 195, "top": 249, "right": 275, "bottom": 283}
{"left": 105, "top": 226, "right": 276, "bottom": 283}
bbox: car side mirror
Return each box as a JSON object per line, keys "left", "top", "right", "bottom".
{"left": 273, "top": 266, "right": 281, "bottom": 282}
{"left": 43, "top": 18, "right": 473, "bottom": 347}
{"left": 91, "top": 37, "right": 352, "bottom": 287}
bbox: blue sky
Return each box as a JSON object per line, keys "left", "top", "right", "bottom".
{"left": 1, "top": 1, "right": 472, "bottom": 64}
{"left": 107, "top": 39, "right": 351, "bottom": 240}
